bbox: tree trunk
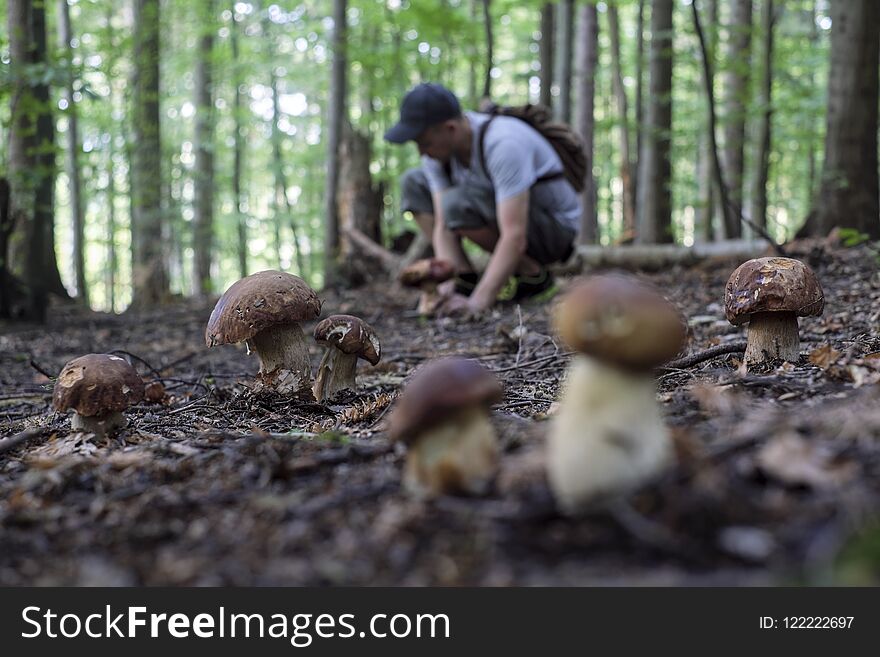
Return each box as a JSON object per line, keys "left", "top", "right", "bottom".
{"left": 193, "top": 1, "right": 215, "bottom": 296}
{"left": 130, "top": 0, "right": 168, "bottom": 308}
{"left": 539, "top": 3, "right": 555, "bottom": 108}
{"left": 7, "top": 0, "right": 68, "bottom": 321}
{"left": 750, "top": 0, "right": 774, "bottom": 234}
{"left": 481, "top": 0, "right": 493, "bottom": 101}
{"left": 324, "top": 0, "right": 347, "bottom": 285}
{"left": 467, "top": 0, "right": 478, "bottom": 107}
{"left": 338, "top": 122, "right": 385, "bottom": 284}
{"left": 633, "top": 0, "right": 646, "bottom": 210}
{"left": 554, "top": 0, "right": 574, "bottom": 123}
{"left": 576, "top": 4, "right": 599, "bottom": 244}
{"left": 721, "top": 0, "right": 752, "bottom": 239}
{"left": 607, "top": 5, "right": 635, "bottom": 241}
{"left": 812, "top": 0, "right": 880, "bottom": 238}
{"left": 58, "top": 0, "right": 88, "bottom": 306}
{"left": 695, "top": 0, "right": 718, "bottom": 242}
{"left": 231, "top": 3, "right": 247, "bottom": 279}
{"left": 635, "top": 0, "right": 674, "bottom": 244}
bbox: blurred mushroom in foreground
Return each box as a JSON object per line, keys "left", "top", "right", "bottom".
{"left": 388, "top": 357, "right": 503, "bottom": 497}
{"left": 205, "top": 270, "right": 321, "bottom": 395}
{"left": 312, "top": 314, "right": 381, "bottom": 402}
{"left": 398, "top": 258, "right": 454, "bottom": 316}
{"left": 725, "top": 257, "right": 824, "bottom": 364}
{"left": 53, "top": 354, "right": 145, "bottom": 439}
{"left": 548, "top": 274, "right": 686, "bottom": 514}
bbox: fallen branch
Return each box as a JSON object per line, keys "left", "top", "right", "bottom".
{"left": 0, "top": 426, "right": 52, "bottom": 455}
{"left": 660, "top": 342, "right": 747, "bottom": 370}
{"left": 566, "top": 239, "right": 768, "bottom": 272}
{"left": 344, "top": 227, "right": 401, "bottom": 273}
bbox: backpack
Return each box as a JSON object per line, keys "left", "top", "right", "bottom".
{"left": 477, "top": 102, "right": 588, "bottom": 193}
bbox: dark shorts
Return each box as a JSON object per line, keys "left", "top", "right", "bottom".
{"left": 400, "top": 167, "right": 576, "bottom": 265}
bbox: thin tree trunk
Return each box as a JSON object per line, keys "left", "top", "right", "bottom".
{"left": 750, "top": 0, "right": 774, "bottom": 234}
{"left": 812, "top": 0, "right": 880, "bottom": 238}
{"left": 692, "top": 0, "right": 781, "bottom": 253}
{"left": 231, "top": 3, "right": 247, "bottom": 279}
{"left": 695, "top": 0, "right": 718, "bottom": 242}
{"left": 106, "top": 144, "right": 118, "bottom": 313}
{"left": 324, "top": 0, "right": 347, "bottom": 284}
{"left": 268, "top": 70, "right": 284, "bottom": 271}
{"left": 806, "top": 1, "right": 818, "bottom": 207}
{"left": 539, "top": 3, "right": 555, "bottom": 108}
{"left": 721, "top": 0, "right": 752, "bottom": 238}
{"left": 635, "top": 0, "right": 673, "bottom": 244}
{"left": 193, "top": 1, "right": 215, "bottom": 296}
{"left": 607, "top": 5, "right": 635, "bottom": 241}
{"left": 554, "top": 0, "right": 574, "bottom": 123}
{"left": 467, "top": 0, "right": 478, "bottom": 107}
{"left": 633, "top": 0, "right": 646, "bottom": 209}
{"left": 130, "top": 0, "right": 168, "bottom": 308}
{"left": 576, "top": 4, "right": 599, "bottom": 244}
{"left": 58, "top": 0, "right": 88, "bottom": 306}
{"left": 481, "top": 0, "right": 493, "bottom": 100}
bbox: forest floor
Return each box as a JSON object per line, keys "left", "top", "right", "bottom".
{"left": 2, "top": 239, "right": 880, "bottom": 586}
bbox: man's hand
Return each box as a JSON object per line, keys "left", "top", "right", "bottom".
{"left": 437, "top": 292, "right": 488, "bottom": 319}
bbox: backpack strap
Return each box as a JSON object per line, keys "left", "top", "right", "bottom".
{"left": 477, "top": 114, "right": 566, "bottom": 189}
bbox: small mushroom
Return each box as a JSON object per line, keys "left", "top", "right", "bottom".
{"left": 205, "top": 270, "right": 321, "bottom": 395}
{"left": 725, "top": 257, "right": 824, "bottom": 364}
{"left": 548, "top": 274, "right": 686, "bottom": 514}
{"left": 398, "top": 258, "right": 454, "bottom": 315}
{"left": 52, "top": 354, "right": 145, "bottom": 439}
{"left": 388, "top": 357, "right": 503, "bottom": 497}
{"left": 312, "top": 314, "right": 381, "bottom": 402}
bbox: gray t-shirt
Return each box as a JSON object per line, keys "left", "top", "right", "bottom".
{"left": 421, "top": 110, "right": 582, "bottom": 234}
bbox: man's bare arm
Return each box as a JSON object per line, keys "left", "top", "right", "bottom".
{"left": 467, "top": 189, "right": 530, "bottom": 311}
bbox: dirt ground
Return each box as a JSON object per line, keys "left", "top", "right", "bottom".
{"left": 2, "top": 239, "right": 880, "bottom": 586}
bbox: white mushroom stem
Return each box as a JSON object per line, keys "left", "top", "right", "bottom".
{"left": 744, "top": 311, "right": 800, "bottom": 364}
{"left": 248, "top": 323, "right": 312, "bottom": 392}
{"left": 403, "top": 406, "right": 499, "bottom": 497}
{"left": 417, "top": 282, "right": 444, "bottom": 316}
{"left": 71, "top": 411, "right": 126, "bottom": 439}
{"left": 548, "top": 356, "right": 674, "bottom": 515}
{"left": 312, "top": 347, "right": 358, "bottom": 402}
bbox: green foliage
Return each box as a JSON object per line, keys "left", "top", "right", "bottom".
{"left": 837, "top": 228, "right": 871, "bottom": 248}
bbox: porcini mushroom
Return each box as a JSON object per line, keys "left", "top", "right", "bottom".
{"left": 548, "top": 274, "right": 686, "bottom": 514}
{"left": 388, "top": 357, "right": 503, "bottom": 497}
{"left": 398, "top": 258, "right": 454, "bottom": 315}
{"left": 725, "top": 257, "right": 824, "bottom": 364}
{"left": 52, "top": 354, "right": 145, "bottom": 439}
{"left": 312, "top": 314, "right": 381, "bottom": 402}
{"left": 205, "top": 270, "right": 321, "bottom": 395}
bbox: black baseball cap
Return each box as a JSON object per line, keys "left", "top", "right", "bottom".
{"left": 384, "top": 83, "right": 462, "bottom": 143}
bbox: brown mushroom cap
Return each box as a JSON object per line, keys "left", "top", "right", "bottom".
{"left": 553, "top": 274, "right": 686, "bottom": 370}
{"left": 313, "top": 314, "right": 381, "bottom": 365}
{"left": 398, "top": 258, "right": 455, "bottom": 287}
{"left": 724, "top": 257, "right": 825, "bottom": 326}
{"left": 52, "top": 354, "right": 145, "bottom": 417}
{"left": 388, "top": 357, "right": 503, "bottom": 444}
{"left": 205, "top": 270, "right": 321, "bottom": 347}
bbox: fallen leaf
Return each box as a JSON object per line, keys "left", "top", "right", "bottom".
{"left": 756, "top": 432, "right": 857, "bottom": 489}
{"left": 809, "top": 344, "right": 842, "bottom": 369}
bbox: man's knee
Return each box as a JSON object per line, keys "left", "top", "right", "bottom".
{"left": 440, "top": 186, "right": 476, "bottom": 230}
{"left": 400, "top": 168, "right": 434, "bottom": 216}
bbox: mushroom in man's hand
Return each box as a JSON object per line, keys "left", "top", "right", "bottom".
{"left": 53, "top": 354, "right": 145, "bottom": 439}
{"left": 205, "top": 270, "right": 321, "bottom": 395}
{"left": 312, "top": 314, "right": 381, "bottom": 402}
{"left": 398, "top": 258, "right": 454, "bottom": 316}
{"left": 548, "top": 274, "right": 686, "bottom": 514}
{"left": 725, "top": 256, "right": 824, "bottom": 364}
{"left": 388, "top": 357, "right": 503, "bottom": 497}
